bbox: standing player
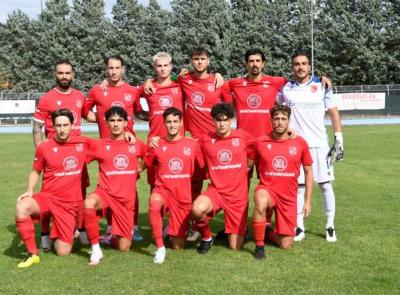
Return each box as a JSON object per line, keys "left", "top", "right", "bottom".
{"left": 84, "top": 106, "right": 145, "bottom": 265}
{"left": 192, "top": 103, "right": 252, "bottom": 253}
{"left": 32, "top": 60, "right": 92, "bottom": 250}
{"left": 15, "top": 109, "right": 90, "bottom": 268}
{"left": 250, "top": 105, "right": 313, "bottom": 259}
{"left": 278, "top": 50, "right": 344, "bottom": 242}
{"left": 144, "top": 107, "right": 203, "bottom": 264}
{"left": 83, "top": 55, "right": 148, "bottom": 242}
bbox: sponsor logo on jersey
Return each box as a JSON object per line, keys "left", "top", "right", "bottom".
{"left": 159, "top": 96, "right": 173, "bottom": 109}
{"left": 272, "top": 156, "right": 287, "bottom": 171}
{"left": 128, "top": 145, "right": 136, "bottom": 153}
{"left": 63, "top": 156, "right": 78, "bottom": 171}
{"left": 168, "top": 158, "right": 183, "bottom": 173}
{"left": 111, "top": 101, "right": 124, "bottom": 108}
{"left": 191, "top": 92, "right": 205, "bottom": 105}
{"left": 217, "top": 149, "right": 232, "bottom": 164}
{"left": 114, "top": 154, "right": 129, "bottom": 170}
{"left": 183, "top": 147, "right": 191, "bottom": 156}
{"left": 288, "top": 99, "right": 295, "bottom": 107}
{"left": 76, "top": 100, "right": 83, "bottom": 108}
{"left": 247, "top": 94, "right": 261, "bottom": 108}
{"left": 310, "top": 85, "right": 318, "bottom": 93}
{"left": 232, "top": 138, "right": 240, "bottom": 147}
{"left": 289, "top": 146, "right": 297, "bottom": 155}
{"left": 207, "top": 83, "right": 215, "bottom": 92}
{"left": 124, "top": 93, "right": 132, "bottom": 102}
{"left": 76, "top": 143, "right": 83, "bottom": 152}
{"left": 53, "top": 147, "right": 58, "bottom": 153}
{"left": 172, "top": 87, "right": 179, "bottom": 95}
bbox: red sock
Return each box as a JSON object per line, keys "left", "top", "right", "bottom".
{"left": 149, "top": 200, "right": 164, "bottom": 248}
{"left": 253, "top": 219, "right": 266, "bottom": 247}
{"left": 40, "top": 212, "right": 51, "bottom": 234}
{"left": 134, "top": 191, "right": 139, "bottom": 225}
{"left": 16, "top": 217, "right": 38, "bottom": 255}
{"left": 77, "top": 202, "right": 84, "bottom": 229}
{"left": 195, "top": 216, "right": 212, "bottom": 240}
{"left": 106, "top": 209, "right": 112, "bottom": 228}
{"left": 84, "top": 208, "right": 99, "bottom": 245}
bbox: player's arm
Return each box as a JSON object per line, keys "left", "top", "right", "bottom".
{"left": 32, "top": 120, "right": 44, "bottom": 147}
{"left": 82, "top": 89, "right": 98, "bottom": 123}
{"left": 303, "top": 165, "right": 313, "bottom": 218}
{"left": 326, "top": 86, "right": 344, "bottom": 160}
{"left": 135, "top": 110, "right": 149, "bottom": 121}
{"left": 17, "top": 169, "right": 41, "bottom": 201}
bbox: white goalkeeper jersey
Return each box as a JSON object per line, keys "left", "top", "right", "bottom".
{"left": 277, "top": 77, "right": 337, "bottom": 148}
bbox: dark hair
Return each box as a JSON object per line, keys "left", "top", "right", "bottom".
{"left": 105, "top": 55, "right": 125, "bottom": 67}
{"left": 245, "top": 48, "right": 266, "bottom": 62}
{"left": 105, "top": 106, "right": 128, "bottom": 121}
{"left": 190, "top": 46, "right": 209, "bottom": 58}
{"left": 270, "top": 104, "right": 291, "bottom": 119}
{"left": 55, "top": 59, "right": 74, "bottom": 71}
{"left": 163, "top": 107, "right": 183, "bottom": 120}
{"left": 211, "top": 103, "right": 234, "bottom": 120}
{"left": 51, "top": 108, "right": 74, "bottom": 125}
{"left": 291, "top": 50, "right": 311, "bottom": 65}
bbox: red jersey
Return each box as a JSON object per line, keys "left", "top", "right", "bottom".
{"left": 199, "top": 129, "right": 252, "bottom": 202}
{"left": 34, "top": 88, "right": 85, "bottom": 139}
{"left": 86, "top": 138, "right": 145, "bottom": 204}
{"left": 251, "top": 134, "right": 313, "bottom": 200}
{"left": 139, "top": 81, "right": 184, "bottom": 139}
{"left": 229, "top": 76, "right": 286, "bottom": 137}
{"left": 33, "top": 136, "right": 91, "bottom": 203}
{"left": 83, "top": 83, "right": 142, "bottom": 138}
{"left": 178, "top": 73, "right": 232, "bottom": 139}
{"left": 144, "top": 137, "right": 203, "bottom": 205}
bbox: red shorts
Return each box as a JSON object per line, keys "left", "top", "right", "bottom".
{"left": 152, "top": 187, "right": 191, "bottom": 239}
{"left": 94, "top": 189, "right": 135, "bottom": 240}
{"left": 203, "top": 186, "right": 248, "bottom": 236}
{"left": 255, "top": 184, "right": 296, "bottom": 236}
{"left": 33, "top": 192, "right": 79, "bottom": 244}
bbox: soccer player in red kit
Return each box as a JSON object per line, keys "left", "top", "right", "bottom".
{"left": 250, "top": 105, "right": 313, "bottom": 259}
{"left": 84, "top": 55, "right": 148, "bottom": 242}
{"left": 32, "top": 60, "right": 93, "bottom": 250}
{"left": 144, "top": 107, "right": 203, "bottom": 264}
{"left": 84, "top": 106, "right": 145, "bottom": 265}
{"left": 192, "top": 103, "right": 252, "bottom": 253}
{"left": 15, "top": 109, "right": 91, "bottom": 268}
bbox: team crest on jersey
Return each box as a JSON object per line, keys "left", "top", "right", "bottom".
{"left": 247, "top": 94, "right": 261, "bottom": 108}
{"left": 267, "top": 144, "right": 272, "bottom": 150}
{"left": 106, "top": 145, "right": 111, "bottom": 151}
{"left": 128, "top": 145, "right": 136, "bottom": 153}
{"left": 263, "top": 81, "right": 270, "bottom": 88}
{"left": 289, "top": 146, "right": 297, "bottom": 155}
{"left": 311, "top": 85, "right": 318, "bottom": 93}
{"left": 159, "top": 96, "right": 172, "bottom": 109}
{"left": 111, "top": 101, "right": 124, "bottom": 108}
{"left": 192, "top": 92, "right": 205, "bottom": 105}
{"left": 76, "top": 100, "right": 83, "bottom": 108}
{"left": 217, "top": 149, "right": 232, "bottom": 164}
{"left": 53, "top": 147, "right": 58, "bottom": 153}
{"left": 76, "top": 144, "right": 83, "bottom": 152}
{"left": 114, "top": 155, "right": 129, "bottom": 169}
{"left": 124, "top": 93, "right": 132, "bottom": 102}
{"left": 232, "top": 138, "right": 240, "bottom": 147}
{"left": 172, "top": 87, "right": 179, "bottom": 95}
{"left": 63, "top": 156, "right": 78, "bottom": 171}
{"left": 168, "top": 158, "right": 183, "bottom": 173}
{"left": 56, "top": 100, "right": 62, "bottom": 106}
{"left": 272, "top": 156, "right": 287, "bottom": 171}
{"left": 207, "top": 83, "right": 215, "bottom": 92}
{"left": 183, "top": 147, "right": 191, "bottom": 156}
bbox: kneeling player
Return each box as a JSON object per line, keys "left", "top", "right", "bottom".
{"left": 84, "top": 106, "right": 145, "bottom": 265}
{"left": 192, "top": 103, "right": 252, "bottom": 253}
{"left": 15, "top": 109, "right": 90, "bottom": 268}
{"left": 144, "top": 107, "right": 203, "bottom": 264}
{"left": 251, "top": 105, "right": 313, "bottom": 259}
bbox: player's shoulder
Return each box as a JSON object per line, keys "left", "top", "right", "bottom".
{"left": 70, "top": 87, "right": 85, "bottom": 97}
{"left": 264, "top": 75, "right": 286, "bottom": 85}
{"left": 228, "top": 76, "right": 244, "bottom": 86}
{"left": 291, "top": 135, "right": 309, "bottom": 146}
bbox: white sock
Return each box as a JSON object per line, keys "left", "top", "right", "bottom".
{"left": 92, "top": 243, "right": 101, "bottom": 253}
{"left": 202, "top": 237, "right": 212, "bottom": 242}
{"left": 297, "top": 186, "right": 306, "bottom": 230}
{"left": 319, "top": 182, "right": 335, "bottom": 228}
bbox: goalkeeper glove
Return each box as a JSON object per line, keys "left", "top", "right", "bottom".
{"left": 334, "top": 132, "right": 344, "bottom": 161}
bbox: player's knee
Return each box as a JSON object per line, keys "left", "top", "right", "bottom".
{"left": 149, "top": 199, "right": 162, "bottom": 214}
{"left": 191, "top": 206, "right": 204, "bottom": 220}
{"left": 56, "top": 247, "right": 72, "bottom": 256}
{"left": 84, "top": 195, "right": 98, "bottom": 209}
{"left": 15, "top": 200, "right": 32, "bottom": 217}
{"left": 280, "top": 239, "right": 293, "bottom": 250}
{"left": 118, "top": 244, "right": 131, "bottom": 252}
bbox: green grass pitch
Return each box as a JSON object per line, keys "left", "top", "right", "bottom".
{"left": 0, "top": 125, "right": 399, "bottom": 294}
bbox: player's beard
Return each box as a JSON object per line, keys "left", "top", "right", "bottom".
{"left": 250, "top": 66, "right": 261, "bottom": 75}
{"left": 56, "top": 78, "right": 72, "bottom": 90}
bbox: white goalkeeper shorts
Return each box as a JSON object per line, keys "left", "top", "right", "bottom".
{"left": 298, "top": 146, "right": 334, "bottom": 184}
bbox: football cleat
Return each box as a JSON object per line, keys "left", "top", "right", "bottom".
{"left": 17, "top": 253, "right": 40, "bottom": 268}
{"left": 197, "top": 239, "right": 213, "bottom": 255}
{"left": 264, "top": 224, "right": 274, "bottom": 244}
{"left": 186, "top": 229, "right": 201, "bottom": 242}
{"left": 89, "top": 249, "right": 103, "bottom": 266}
{"left": 79, "top": 231, "right": 89, "bottom": 245}
{"left": 326, "top": 227, "right": 337, "bottom": 242}
{"left": 99, "top": 231, "right": 112, "bottom": 245}
{"left": 293, "top": 227, "right": 306, "bottom": 242}
{"left": 153, "top": 247, "right": 166, "bottom": 264}
{"left": 133, "top": 226, "right": 144, "bottom": 242}
{"left": 40, "top": 234, "right": 52, "bottom": 252}
{"left": 254, "top": 246, "right": 266, "bottom": 260}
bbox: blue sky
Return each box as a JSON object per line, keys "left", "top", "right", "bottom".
{"left": 0, "top": 0, "right": 171, "bottom": 23}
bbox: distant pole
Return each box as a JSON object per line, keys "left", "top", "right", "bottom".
{"left": 41, "top": 0, "right": 43, "bottom": 12}
{"left": 310, "top": 0, "right": 314, "bottom": 76}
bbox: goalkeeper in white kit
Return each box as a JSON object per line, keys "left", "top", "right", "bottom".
{"left": 277, "top": 50, "right": 344, "bottom": 242}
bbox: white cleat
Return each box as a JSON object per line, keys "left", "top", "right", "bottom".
{"left": 153, "top": 247, "right": 166, "bottom": 264}
{"left": 89, "top": 249, "right": 103, "bottom": 266}
{"left": 40, "top": 235, "right": 52, "bottom": 252}
{"left": 186, "top": 229, "right": 201, "bottom": 242}
{"left": 79, "top": 231, "right": 90, "bottom": 245}
{"left": 293, "top": 227, "right": 305, "bottom": 242}
{"left": 326, "top": 227, "right": 337, "bottom": 242}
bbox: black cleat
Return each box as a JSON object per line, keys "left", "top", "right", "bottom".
{"left": 254, "top": 246, "right": 266, "bottom": 260}
{"left": 215, "top": 230, "right": 228, "bottom": 242}
{"left": 197, "top": 239, "right": 213, "bottom": 255}
{"left": 264, "top": 224, "right": 274, "bottom": 244}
